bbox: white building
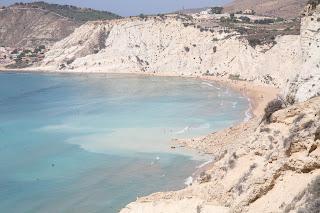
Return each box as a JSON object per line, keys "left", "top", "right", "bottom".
{"left": 200, "top": 9, "right": 212, "bottom": 15}
{"left": 243, "top": 9, "right": 255, "bottom": 15}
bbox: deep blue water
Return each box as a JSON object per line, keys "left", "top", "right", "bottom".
{"left": 0, "top": 72, "right": 248, "bottom": 213}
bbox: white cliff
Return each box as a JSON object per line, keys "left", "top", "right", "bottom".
{"left": 37, "top": 6, "right": 320, "bottom": 103}
{"left": 285, "top": 6, "right": 320, "bottom": 103}
{"left": 39, "top": 15, "right": 301, "bottom": 87}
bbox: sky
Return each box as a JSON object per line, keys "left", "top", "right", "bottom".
{"left": 1, "top": 0, "right": 231, "bottom": 16}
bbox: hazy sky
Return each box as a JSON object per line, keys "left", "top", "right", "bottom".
{"left": 1, "top": 0, "right": 230, "bottom": 16}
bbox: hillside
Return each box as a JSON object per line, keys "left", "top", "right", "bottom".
{"left": 0, "top": 2, "right": 120, "bottom": 48}
{"left": 0, "top": 6, "right": 78, "bottom": 48}
{"left": 12, "top": 2, "right": 121, "bottom": 23}
{"left": 224, "top": 0, "right": 308, "bottom": 19}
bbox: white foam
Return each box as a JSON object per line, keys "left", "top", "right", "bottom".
{"left": 196, "top": 159, "right": 214, "bottom": 169}
{"left": 232, "top": 101, "right": 238, "bottom": 108}
{"left": 184, "top": 176, "right": 193, "bottom": 186}
{"left": 244, "top": 97, "right": 253, "bottom": 122}
{"left": 192, "top": 123, "right": 210, "bottom": 130}
{"left": 175, "top": 123, "right": 210, "bottom": 135}
{"left": 175, "top": 126, "right": 190, "bottom": 134}
{"left": 201, "top": 82, "right": 221, "bottom": 90}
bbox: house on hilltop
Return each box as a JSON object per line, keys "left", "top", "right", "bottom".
{"left": 243, "top": 9, "right": 255, "bottom": 15}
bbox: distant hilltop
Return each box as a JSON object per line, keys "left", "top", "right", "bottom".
{"left": 177, "top": 0, "right": 308, "bottom": 19}
{"left": 9, "top": 1, "right": 121, "bottom": 23}
{"left": 224, "top": 0, "right": 309, "bottom": 19}
{"left": 0, "top": 1, "right": 121, "bottom": 48}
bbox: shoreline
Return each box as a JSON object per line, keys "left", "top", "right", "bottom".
{"left": 0, "top": 69, "right": 279, "bottom": 116}
{"left": 0, "top": 69, "right": 280, "bottom": 206}
{"left": 175, "top": 76, "right": 279, "bottom": 183}
{"left": 0, "top": 68, "right": 279, "bottom": 153}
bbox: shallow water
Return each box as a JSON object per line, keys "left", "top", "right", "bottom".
{"left": 0, "top": 72, "right": 248, "bottom": 212}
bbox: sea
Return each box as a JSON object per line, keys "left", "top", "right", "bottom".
{"left": 0, "top": 72, "right": 249, "bottom": 212}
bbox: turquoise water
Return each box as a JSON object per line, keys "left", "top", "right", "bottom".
{"left": 0, "top": 72, "right": 248, "bottom": 213}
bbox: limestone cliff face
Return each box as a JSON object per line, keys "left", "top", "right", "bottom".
{"left": 285, "top": 7, "right": 320, "bottom": 103}
{"left": 40, "top": 16, "right": 301, "bottom": 89}
{"left": 39, "top": 8, "right": 319, "bottom": 103}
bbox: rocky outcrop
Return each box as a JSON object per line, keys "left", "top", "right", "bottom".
{"left": 121, "top": 96, "right": 320, "bottom": 213}
{"left": 285, "top": 6, "right": 320, "bottom": 103}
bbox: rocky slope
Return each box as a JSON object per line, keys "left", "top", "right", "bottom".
{"left": 14, "top": 2, "right": 121, "bottom": 23}
{"left": 0, "top": 6, "right": 78, "bottom": 48}
{"left": 121, "top": 96, "right": 320, "bottom": 213}
{"left": 0, "top": 3, "right": 120, "bottom": 48}
{"left": 224, "top": 0, "right": 308, "bottom": 19}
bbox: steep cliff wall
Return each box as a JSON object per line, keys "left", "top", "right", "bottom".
{"left": 285, "top": 7, "right": 320, "bottom": 103}
{"left": 40, "top": 15, "right": 302, "bottom": 89}
{"left": 39, "top": 7, "right": 320, "bottom": 103}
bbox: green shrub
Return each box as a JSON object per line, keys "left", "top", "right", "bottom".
{"left": 315, "top": 126, "right": 320, "bottom": 141}
{"left": 298, "top": 176, "right": 320, "bottom": 213}
{"left": 261, "top": 99, "right": 284, "bottom": 124}
{"left": 239, "top": 16, "right": 251, "bottom": 23}
{"left": 139, "top": 13, "right": 146, "bottom": 19}
{"left": 210, "top": 7, "right": 223, "bottom": 14}
{"left": 21, "top": 1, "right": 121, "bottom": 22}
{"left": 248, "top": 38, "right": 262, "bottom": 48}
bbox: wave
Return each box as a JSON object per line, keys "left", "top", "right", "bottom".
{"left": 232, "top": 101, "right": 238, "bottom": 108}
{"left": 175, "top": 123, "right": 210, "bottom": 134}
{"left": 196, "top": 159, "right": 214, "bottom": 169}
{"left": 184, "top": 176, "right": 193, "bottom": 186}
{"left": 175, "top": 126, "right": 190, "bottom": 134}
{"left": 201, "top": 82, "right": 221, "bottom": 90}
{"left": 244, "top": 97, "right": 253, "bottom": 122}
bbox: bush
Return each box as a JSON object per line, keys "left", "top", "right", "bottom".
{"left": 261, "top": 99, "right": 284, "bottom": 124}
{"left": 139, "top": 13, "right": 146, "bottom": 19}
{"left": 228, "top": 74, "right": 241, "bottom": 80}
{"left": 254, "top": 19, "right": 275, "bottom": 24}
{"left": 230, "top": 13, "right": 235, "bottom": 20}
{"left": 248, "top": 38, "right": 262, "bottom": 48}
{"left": 184, "top": 46, "right": 190, "bottom": 52}
{"left": 298, "top": 176, "right": 320, "bottom": 213}
{"left": 308, "top": 0, "right": 320, "bottom": 9}
{"left": 315, "top": 126, "right": 320, "bottom": 141}
{"left": 210, "top": 7, "right": 223, "bottom": 14}
{"left": 239, "top": 16, "right": 251, "bottom": 23}
{"left": 220, "top": 17, "right": 227, "bottom": 22}
{"left": 236, "top": 27, "right": 248, "bottom": 35}
{"left": 275, "top": 17, "right": 284, "bottom": 22}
